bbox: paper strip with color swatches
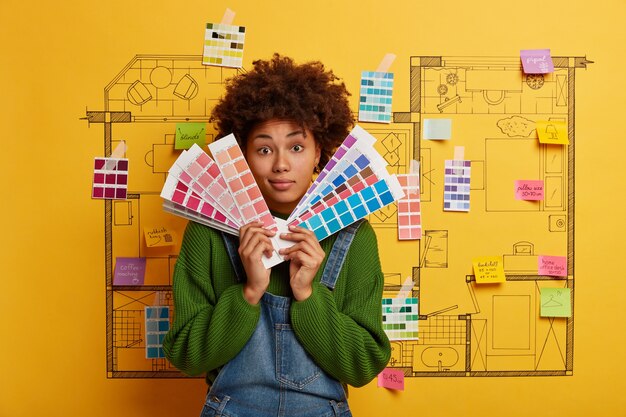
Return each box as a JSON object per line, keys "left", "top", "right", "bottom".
{"left": 397, "top": 162, "right": 421, "bottom": 240}
{"left": 161, "top": 125, "right": 404, "bottom": 268}
{"left": 444, "top": 147, "right": 471, "bottom": 212}
{"left": 145, "top": 306, "right": 169, "bottom": 359}
{"left": 203, "top": 23, "right": 245, "bottom": 68}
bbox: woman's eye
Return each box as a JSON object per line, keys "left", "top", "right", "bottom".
{"left": 258, "top": 147, "right": 271, "bottom": 155}
{"left": 292, "top": 145, "right": 303, "bottom": 152}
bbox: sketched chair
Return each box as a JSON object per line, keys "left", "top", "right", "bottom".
{"left": 173, "top": 74, "right": 199, "bottom": 100}
{"left": 127, "top": 80, "right": 152, "bottom": 105}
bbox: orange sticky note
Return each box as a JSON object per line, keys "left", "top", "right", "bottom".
{"left": 144, "top": 226, "right": 176, "bottom": 247}
{"left": 377, "top": 368, "right": 404, "bottom": 391}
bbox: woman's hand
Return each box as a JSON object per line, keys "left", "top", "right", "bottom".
{"left": 279, "top": 225, "right": 325, "bottom": 301}
{"left": 238, "top": 221, "right": 274, "bottom": 305}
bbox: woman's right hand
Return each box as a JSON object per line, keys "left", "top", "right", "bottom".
{"left": 238, "top": 221, "right": 274, "bottom": 305}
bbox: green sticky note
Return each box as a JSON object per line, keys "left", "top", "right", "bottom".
{"left": 540, "top": 287, "right": 571, "bottom": 317}
{"left": 175, "top": 123, "right": 206, "bottom": 150}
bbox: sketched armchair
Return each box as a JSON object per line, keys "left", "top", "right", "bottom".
{"left": 127, "top": 80, "right": 153, "bottom": 105}
{"left": 173, "top": 74, "right": 199, "bottom": 100}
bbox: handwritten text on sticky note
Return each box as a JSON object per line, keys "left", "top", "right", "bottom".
{"left": 144, "top": 226, "right": 176, "bottom": 247}
{"left": 114, "top": 257, "right": 146, "bottom": 285}
{"left": 539, "top": 255, "right": 567, "bottom": 277}
{"left": 473, "top": 256, "right": 505, "bottom": 284}
{"left": 520, "top": 49, "right": 554, "bottom": 74}
{"left": 515, "top": 180, "right": 544, "bottom": 200}
{"left": 175, "top": 123, "right": 206, "bottom": 150}
{"left": 377, "top": 368, "right": 404, "bottom": 390}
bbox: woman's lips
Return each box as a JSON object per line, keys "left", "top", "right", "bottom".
{"left": 269, "top": 179, "right": 294, "bottom": 191}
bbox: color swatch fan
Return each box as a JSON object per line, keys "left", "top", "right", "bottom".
{"left": 161, "top": 125, "right": 404, "bottom": 267}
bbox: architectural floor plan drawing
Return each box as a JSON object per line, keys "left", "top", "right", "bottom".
{"left": 379, "top": 55, "right": 590, "bottom": 377}
{"left": 86, "top": 54, "right": 589, "bottom": 378}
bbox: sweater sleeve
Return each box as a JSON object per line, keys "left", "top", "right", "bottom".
{"left": 163, "top": 221, "right": 261, "bottom": 376}
{"left": 290, "top": 221, "right": 391, "bottom": 387}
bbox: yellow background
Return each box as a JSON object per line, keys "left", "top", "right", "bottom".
{"left": 1, "top": 0, "right": 625, "bottom": 416}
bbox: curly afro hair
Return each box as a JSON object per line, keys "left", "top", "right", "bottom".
{"left": 210, "top": 54, "right": 354, "bottom": 170}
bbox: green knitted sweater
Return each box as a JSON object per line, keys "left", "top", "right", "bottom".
{"left": 163, "top": 219, "right": 391, "bottom": 388}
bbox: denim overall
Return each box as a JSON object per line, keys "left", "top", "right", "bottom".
{"left": 200, "top": 220, "right": 363, "bottom": 417}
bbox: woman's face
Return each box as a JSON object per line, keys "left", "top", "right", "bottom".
{"left": 244, "top": 119, "right": 320, "bottom": 215}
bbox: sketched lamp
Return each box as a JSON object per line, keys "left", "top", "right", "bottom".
{"left": 173, "top": 74, "right": 199, "bottom": 100}
{"left": 127, "top": 80, "right": 152, "bottom": 105}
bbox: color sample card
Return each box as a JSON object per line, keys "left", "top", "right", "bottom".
{"left": 160, "top": 173, "right": 238, "bottom": 233}
{"left": 203, "top": 23, "right": 245, "bottom": 68}
{"left": 473, "top": 256, "right": 506, "bottom": 284}
{"left": 290, "top": 125, "right": 373, "bottom": 222}
{"left": 144, "top": 226, "right": 176, "bottom": 248}
{"left": 175, "top": 146, "right": 242, "bottom": 226}
{"left": 113, "top": 257, "right": 146, "bottom": 286}
{"left": 423, "top": 119, "right": 452, "bottom": 140}
{"left": 540, "top": 288, "right": 571, "bottom": 317}
{"left": 359, "top": 71, "right": 394, "bottom": 123}
{"left": 536, "top": 120, "right": 569, "bottom": 145}
{"left": 377, "top": 368, "right": 405, "bottom": 391}
{"left": 298, "top": 176, "right": 404, "bottom": 241}
{"left": 208, "top": 134, "right": 275, "bottom": 230}
{"left": 308, "top": 147, "right": 385, "bottom": 208}
{"left": 92, "top": 157, "right": 128, "bottom": 200}
{"left": 175, "top": 122, "right": 206, "bottom": 150}
{"left": 397, "top": 173, "right": 422, "bottom": 240}
{"left": 515, "top": 179, "right": 544, "bottom": 200}
{"left": 538, "top": 255, "right": 567, "bottom": 277}
{"left": 292, "top": 165, "right": 381, "bottom": 226}
{"left": 444, "top": 159, "right": 471, "bottom": 212}
{"left": 382, "top": 297, "right": 419, "bottom": 340}
{"left": 520, "top": 49, "right": 554, "bottom": 74}
{"left": 145, "top": 306, "right": 169, "bottom": 359}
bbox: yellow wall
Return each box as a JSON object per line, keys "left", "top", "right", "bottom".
{"left": 1, "top": 0, "right": 625, "bottom": 416}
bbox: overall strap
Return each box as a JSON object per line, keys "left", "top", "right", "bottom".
{"left": 221, "top": 232, "right": 245, "bottom": 283}
{"left": 320, "top": 219, "right": 365, "bottom": 290}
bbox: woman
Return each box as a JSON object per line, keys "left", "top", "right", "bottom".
{"left": 163, "top": 54, "right": 390, "bottom": 417}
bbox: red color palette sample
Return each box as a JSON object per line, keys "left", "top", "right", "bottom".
{"left": 92, "top": 157, "right": 128, "bottom": 200}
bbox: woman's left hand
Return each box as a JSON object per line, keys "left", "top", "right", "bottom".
{"left": 279, "top": 225, "right": 325, "bottom": 301}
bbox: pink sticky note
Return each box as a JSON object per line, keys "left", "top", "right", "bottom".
{"left": 515, "top": 180, "right": 544, "bottom": 200}
{"left": 539, "top": 255, "right": 567, "bottom": 277}
{"left": 520, "top": 49, "right": 554, "bottom": 74}
{"left": 377, "top": 368, "right": 404, "bottom": 391}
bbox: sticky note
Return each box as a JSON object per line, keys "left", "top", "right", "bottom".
{"left": 520, "top": 49, "right": 554, "bottom": 74}
{"left": 113, "top": 257, "right": 146, "bottom": 285}
{"left": 423, "top": 119, "right": 452, "bottom": 140}
{"left": 540, "top": 288, "right": 571, "bottom": 317}
{"left": 536, "top": 120, "right": 569, "bottom": 145}
{"left": 377, "top": 368, "right": 404, "bottom": 390}
{"left": 473, "top": 256, "right": 505, "bottom": 283}
{"left": 144, "top": 226, "right": 176, "bottom": 247}
{"left": 515, "top": 180, "right": 544, "bottom": 200}
{"left": 175, "top": 123, "right": 206, "bottom": 150}
{"left": 539, "top": 255, "right": 567, "bottom": 277}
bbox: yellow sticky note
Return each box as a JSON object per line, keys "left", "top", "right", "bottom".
{"left": 472, "top": 256, "right": 506, "bottom": 284}
{"left": 144, "top": 226, "right": 176, "bottom": 247}
{"left": 536, "top": 120, "right": 569, "bottom": 145}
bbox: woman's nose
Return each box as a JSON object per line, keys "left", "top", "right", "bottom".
{"left": 272, "top": 151, "right": 290, "bottom": 172}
